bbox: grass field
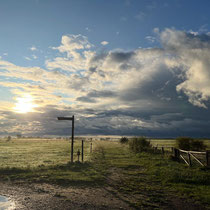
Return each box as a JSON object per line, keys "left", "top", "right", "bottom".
{"left": 0, "top": 137, "right": 210, "bottom": 208}
{"left": 0, "top": 138, "right": 92, "bottom": 168}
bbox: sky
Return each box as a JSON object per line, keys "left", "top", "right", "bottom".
{"left": 1, "top": 0, "right": 210, "bottom": 137}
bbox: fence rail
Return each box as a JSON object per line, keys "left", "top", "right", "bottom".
{"left": 153, "top": 145, "right": 210, "bottom": 167}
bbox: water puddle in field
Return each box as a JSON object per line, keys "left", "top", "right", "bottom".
{"left": 0, "top": 196, "right": 15, "bottom": 210}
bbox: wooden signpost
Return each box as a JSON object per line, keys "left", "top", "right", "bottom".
{"left": 57, "top": 115, "right": 74, "bottom": 163}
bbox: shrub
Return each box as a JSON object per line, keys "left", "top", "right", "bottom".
{"left": 120, "top": 137, "right": 128, "bottom": 144}
{"left": 176, "top": 137, "right": 207, "bottom": 151}
{"left": 129, "top": 137, "right": 151, "bottom": 153}
{"left": 191, "top": 139, "right": 207, "bottom": 151}
{"left": 7, "top": 136, "right": 11, "bottom": 141}
{"left": 176, "top": 137, "right": 193, "bottom": 150}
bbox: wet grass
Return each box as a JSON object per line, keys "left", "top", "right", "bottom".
{"left": 0, "top": 138, "right": 210, "bottom": 208}
{"left": 0, "top": 138, "right": 105, "bottom": 187}
{"left": 90, "top": 141, "right": 210, "bottom": 208}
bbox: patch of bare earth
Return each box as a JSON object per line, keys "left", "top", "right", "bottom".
{"left": 0, "top": 168, "right": 206, "bottom": 210}
{"left": 0, "top": 181, "right": 131, "bottom": 210}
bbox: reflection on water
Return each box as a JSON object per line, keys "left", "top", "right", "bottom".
{"left": 0, "top": 196, "right": 15, "bottom": 210}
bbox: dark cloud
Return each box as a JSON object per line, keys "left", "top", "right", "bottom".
{"left": 2, "top": 29, "right": 210, "bottom": 138}
{"left": 109, "top": 51, "right": 135, "bottom": 62}
{"left": 76, "top": 96, "right": 96, "bottom": 103}
{"left": 76, "top": 90, "right": 117, "bottom": 103}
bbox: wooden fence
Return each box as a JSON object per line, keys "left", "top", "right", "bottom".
{"left": 153, "top": 145, "right": 210, "bottom": 167}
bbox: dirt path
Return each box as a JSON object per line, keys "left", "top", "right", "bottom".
{"left": 0, "top": 181, "right": 133, "bottom": 210}
{"left": 0, "top": 168, "right": 206, "bottom": 210}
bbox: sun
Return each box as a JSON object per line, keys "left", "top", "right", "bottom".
{"left": 13, "top": 95, "right": 38, "bottom": 113}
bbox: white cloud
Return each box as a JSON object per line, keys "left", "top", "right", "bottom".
{"left": 2, "top": 30, "right": 210, "bottom": 136}
{"left": 30, "top": 46, "right": 37, "bottom": 51}
{"left": 46, "top": 34, "right": 95, "bottom": 72}
{"left": 161, "top": 28, "right": 210, "bottom": 108}
{"left": 24, "top": 56, "right": 32, "bottom": 61}
{"left": 101, "top": 41, "right": 109, "bottom": 46}
{"left": 32, "top": 55, "right": 38, "bottom": 59}
{"left": 145, "top": 36, "right": 156, "bottom": 43}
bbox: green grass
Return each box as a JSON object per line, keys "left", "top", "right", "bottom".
{"left": 0, "top": 138, "right": 105, "bottom": 186}
{"left": 91, "top": 141, "right": 210, "bottom": 208}
{"left": 0, "top": 138, "right": 91, "bottom": 168}
{"left": 0, "top": 138, "right": 210, "bottom": 208}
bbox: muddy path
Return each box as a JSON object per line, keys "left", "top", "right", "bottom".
{"left": 0, "top": 169, "right": 206, "bottom": 210}
{"left": 0, "top": 181, "right": 131, "bottom": 210}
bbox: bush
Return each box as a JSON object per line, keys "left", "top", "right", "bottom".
{"left": 129, "top": 137, "right": 151, "bottom": 153}
{"left": 176, "top": 137, "right": 207, "bottom": 151}
{"left": 7, "top": 136, "right": 11, "bottom": 141}
{"left": 176, "top": 137, "right": 192, "bottom": 150}
{"left": 120, "top": 137, "right": 129, "bottom": 144}
{"left": 191, "top": 139, "right": 207, "bottom": 151}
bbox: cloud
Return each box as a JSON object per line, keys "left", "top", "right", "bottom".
{"left": 2, "top": 29, "right": 210, "bottom": 137}
{"left": 135, "top": 11, "right": 146, "bottom": 20}
{"left": 46, "top": 34, "right": 95, "bottom": 72}
{"left": 101, "top": 41, "right": 109, "bottom": 46}
{"left": 32, "top": 55, "right": 38, "bottom": 59}
{"left": 30, "top": 46, "right": 37, "bottom": 51}
{"left": 161, "top": 28, "right": 210, "bottom": 108}
{"left": 24, "top": 56, "right": 32, "bottom": 61}
{"left": 145, "top": 36, "right": 156, "bottom": 43}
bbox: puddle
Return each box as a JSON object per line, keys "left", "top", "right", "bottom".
{"left": 0, "top": 196, "right": 15, "bottom": 210}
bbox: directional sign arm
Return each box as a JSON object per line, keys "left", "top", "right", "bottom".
{"left": 57, "top": 117, "right": 73, "bottom": 121}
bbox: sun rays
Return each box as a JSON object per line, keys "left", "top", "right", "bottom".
{"left": 13, "top": 94, "right": 38, "bottom": 113}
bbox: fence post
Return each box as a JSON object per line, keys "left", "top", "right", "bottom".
{"left": 206, "top": 151, "right": 210, "bottom": 167}
{"left": 188, "top": 152, "right": 192, "bottom": 167}
{"left": 174, "top": 148, "right": 180, "bottom": 161}
{"left": 154, "top": 147, "right": 157, "bottom": 153}
{"left": 81, "top": 140, "right": 84, "bottom": 162}
{"left": 161, "top": 147, "right": 164, "bottom": 155}
{"left": 77, "top": 149, "right": 80, "bottom": 162}
{"left": 90, "top": 142, "right": 92, "bottom": 153}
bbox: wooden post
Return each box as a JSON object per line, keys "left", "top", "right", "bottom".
{"left": 82, "top": 140, "right": 84, "bottom": 162}
{"left": 90, "top": 142, "right": 92, "bottom": 153}
{"left": 177, "top": 149, "right": 180, "bottom": 161}
{"left": 57, "top": 115, "right": 75, "bottom": 163}
{"left": 77, "top": 149, "right": 80, "bottom": 162}
{"left": 206, "top": 151, "right": 210, "bottom": 167}
{"left": 71, "top": 115, "right": 74, "bottom": 163}
{"left": 188, "top": 152, "right": 192, "bottom": 167}
{"left": 154, "top": 147, "right": 157, "bottom": 153}
{"left": 161, "top": 147, "right": 164, "bottom": 155}
{"left": 174, "top": 148, "right": 180, "bottom": 161}
{"left": 174, "top": 148, "right": 177, "bottom": 158}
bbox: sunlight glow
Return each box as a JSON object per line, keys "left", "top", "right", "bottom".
{"left": 13, "top": 94, "right": 38, "bottom": 113}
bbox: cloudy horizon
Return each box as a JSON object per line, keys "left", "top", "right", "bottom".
{"left": 1, "top": 0, "right": 210, "bottom": 138}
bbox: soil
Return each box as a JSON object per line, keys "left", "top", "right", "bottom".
{"left": 0, "top": 169, "right": 206, "bottom": 210}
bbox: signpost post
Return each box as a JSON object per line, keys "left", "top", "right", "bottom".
{"left": 57, "top": 115, "right": 74, "bottom": 163}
